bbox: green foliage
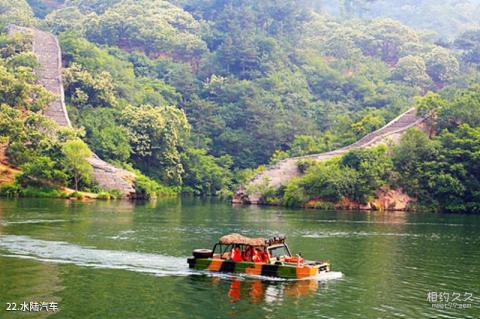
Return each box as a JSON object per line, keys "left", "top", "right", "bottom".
{"left": 68, "top": 191, "right": 83, "bottom": 199}
{"left": 134, "top": 174, "right": 176, "bottom": 199}
{"left": 425, "top": 47, "right": 459, "bottom": 84}
{"left": 287, "top": 135, "right": 326, "bottom": 157}
{"left": 83, "top": 0, "right": 207, "bottom": 61}
{"left": 26, "top": 0, "right": 59, "bottom": 18}
{"left": 61, "top": 139, "right": 93, "bottom": 191}
{"left": 76, "top": 108, "right": 131, "bottom": 162}
{"left": 392, "top": 124, "right": 480, "bottom": 213}
{"left": 436, "top": 85, "right": 480, "bottom": 132}
{"left": 42, "top": 1, "right": 476, "bottom": 176}
{"left": 282, "top": 178, "right": 309, "bottom": 207}
{"left": 44, "top": 7, "right": 86, "bottom": 33}
{"left": 65, "top": 0, "right": 122, "bottom": 14}
{"left": 21, "top": 186, "right": 65, "bottom": 198}
{"left": 454, "top": 30, "right": 480, "bottom": 65}
{"left": 314, "top": 0, "right": 480, "bottom": 39}
{"left": 351, "top": 114, "right": 384, "bottom": 139}
{"left": 423, "top": 125, "right": 480, "bottom": 212}
{"left": 1, "top": 1, "right": 480, "bottom": 211}
{"left": 121, "top": 104, "right": 189, "bottom": 185}
{"left": 0, "top": 181, "right": 22, "bottom": 197}
{"left": 0, "top": 61, "right": 53, "bottom": 112}
{"left": 283, "top": 146, "right": 392, "bottom": 206}
{"left": 17, "top": 156, "right": 67, "bottom": 187}
{"left": 181, "top": 148, "right": 233, "bottom": 196}
{"left": 97, "top": 191, "right": 111, "bottom": 200}
{"left": 246, "top": 176, "right": 278, "bottom": 203}
{"left": 301, "top": 159, "right": 359, "bottom": 202}
{"left": 0, "top": 0, "right": 35, "bottom": 27}
{"left": 63, "top": 63, "right": 118, "bottom": 108}
{"left": 340, "top": 146, "right": 393, "bottom": 202}
{"left": 392, "top": 55, "right": 431, "bottom": 87}
{"left": 297, "top": 159, "right": 318, "bottom": 174}
{"left": 392, "top": 129, "right": 438, "bottom": 198}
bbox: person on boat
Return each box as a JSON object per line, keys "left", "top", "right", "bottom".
{"left": 260, "top": 250, "right": 269, "bottom": 263}
{"left": 243, "top": 245, "right": 253, "bottom": 261}
{"left": 252, "top": 249, "right": 262, "bottom": 262}
{"left": 230, "top": 245, "right": 242, "bottom": 262}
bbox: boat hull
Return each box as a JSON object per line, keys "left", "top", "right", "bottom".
{"left": 187, "top": 257, "right": 329, "bottom": 279}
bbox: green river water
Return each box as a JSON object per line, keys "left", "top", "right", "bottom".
{"left": 0, "top": 198, "right": 479, "bottom": 319}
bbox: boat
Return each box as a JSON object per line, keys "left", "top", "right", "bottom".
{"left": 187, "top": 233, "right": 330, "bottom": 279}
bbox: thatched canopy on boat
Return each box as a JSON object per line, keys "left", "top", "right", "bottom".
{"left": 219, "top": 233, "right": 265, "bottom": 246}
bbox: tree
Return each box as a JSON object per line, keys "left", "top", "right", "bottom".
{"left": 300, "top": 160, "right": 359, "bottom": 202}
{"left": 434, "top": 85, "right": 480, "bottom": 133}
{"left": 351, "top": 113, "right": 384, "bottom": 138}
{"left": 121, "top": 105, "right": 190, "bottom": 185}
{"left": 44, "top": 7, "right": 86, "bottom": 33}
{"left": 78, "top": 108, "right": 131, "bottom": 162}
{"left": 340, "top": 146, "right": 393, "bottom": 202}
{"left": 17, "top": 156, "right": 68, "bottom": 187}
{"left": 454, "top": 30, "right": 480, "bottom": 65}
{"left": 423, "top": 125, "right": 480, "bottom": 213}
{"left": 61, "top": 139, "right": 93, "bottom": 191}
{"left": 392, "top": 129, "right": 438, "bottom": 198}
{"left": 181, "top": 147, "right": 233, "bottom": 195}
{"left": 415, "top": 91, "right": 448, "bottom": 137}
{"left": 0, "top": 0, "right": 35, "bottom": 27}
{"left": 63, "top": 63, "right": 118, "bottom": 108}
{"left": 359, "top": 18, "right": 419, "bottom": 64}
{"left": 425, "top": 47, "right": 459, "bottom": 84}
{"left": 392, "top": 55, "right": 430, "bottom": 86}
{"left": 84, "top": 0, "right": 207, "bottom": 62}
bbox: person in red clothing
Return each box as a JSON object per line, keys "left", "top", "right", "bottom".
{"left": 230, "top": 245, "right": 242, "bottom": 262}
{"left": 243, "top": 245, "right": 253, "bottom": 261}
{"left": 252, "top": 249, "right": 262, "bottom": 262}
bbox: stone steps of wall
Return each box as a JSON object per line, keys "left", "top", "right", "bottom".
{"left": 8, "top": 25, "right": 136, "bottom": 197}
{"left": 234, "top": 108, "right": 426, "bottom": 204}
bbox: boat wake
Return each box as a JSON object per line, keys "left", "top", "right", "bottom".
{"left": 0, "top": 235, "right": 344, "bottom": 282}
{"left": 313, "top": 271, "right": 343, "bottom": 281}
{"left": 0, "top": 219, "right": 68, "bottom": 226}
{"left": 0, "top": 235, "right": 190, "bottom": 277}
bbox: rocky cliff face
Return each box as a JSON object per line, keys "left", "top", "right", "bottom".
{"left": 334, "top": 188, "right": 414, "bottom": 211}
{"left": 233, "top": 108, "right": 428, "bottom": 205}
{"left": 299, "top": 188, "right": 415, "bottom": 211}
{"left": 8, "top": 26, "right": 136, "bottom": 197}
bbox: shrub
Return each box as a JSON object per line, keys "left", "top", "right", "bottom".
{"left": 21, "top": 186, "right": 64, "bottom": 198}
{"left": 297, "top": 159, "right": 320, "bottom": 174}
{"left": 69, "top": 191, "right": 83, "bottom": 199}
{"left": 17, "top": 156, "right": 67, "bottom": 187}
{"left": 109, "top": 189, "right": 123, "bottom": 199}
{"left": 97, "top": 191, "right": 111, "bottom": 200}
{"left": 134, "top": 174, "right": 177, "bottom": 199}
{"left": 0, "top": 182, "right": 22, "bottom": 197}
{"left": 282, "top": 178, "right": 309, "bottom": 207}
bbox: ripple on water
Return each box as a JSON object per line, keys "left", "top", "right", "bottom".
{"left": 0, "top": 219, "right": 68, "bottom": 226}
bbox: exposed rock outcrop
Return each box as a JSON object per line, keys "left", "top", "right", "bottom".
{"left": 334, "top": 188, "right": 414, "bottom": 211}
{"left": 233, "top": 108, "right": 427, "bottom": 205}
{"left": 8, "top": 26, "right": 136, "bottom": 197}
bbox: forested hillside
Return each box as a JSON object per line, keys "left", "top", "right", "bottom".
{"left": 1, "top": 0, "right": 480, "bottom": 211}
{"left": 307, "top": 0, "right": 480, "bottom": 39}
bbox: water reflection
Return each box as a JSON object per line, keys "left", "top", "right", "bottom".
{"left": 210, "top": 277, "right": 319, "bottom": 304}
